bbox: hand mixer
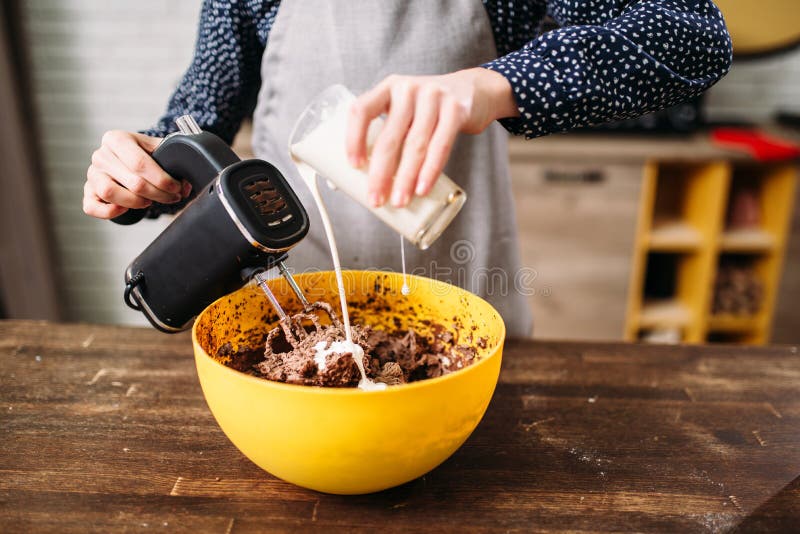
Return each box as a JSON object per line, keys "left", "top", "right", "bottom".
{"left": 117, "top": 115, "right": 323, "bottom": 333}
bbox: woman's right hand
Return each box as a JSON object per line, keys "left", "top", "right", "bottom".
{"left": 82, "top": 130, "right": 190, "bottom": 219}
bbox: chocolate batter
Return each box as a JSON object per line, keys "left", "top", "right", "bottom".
{"left": 217, "top": 302, "right": 481, "bottom": 388}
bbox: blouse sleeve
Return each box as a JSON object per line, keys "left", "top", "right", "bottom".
{"left": 482, "top": 0, "right": 733, "bottom": 138}
{"left": 142, "top": 0, "right": 280, "bottom": 143}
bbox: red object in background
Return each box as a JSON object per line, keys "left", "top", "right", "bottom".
{"left": 711, "top": 127, "right": 800, "bottom": 161}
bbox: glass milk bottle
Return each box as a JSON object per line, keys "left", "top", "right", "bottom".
{"left": 289, "top": 85, "right": 467, "bottom": 250}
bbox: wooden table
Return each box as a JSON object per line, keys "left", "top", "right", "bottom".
{"left": 2, "top": 320, "right": 799, "bottom": 533}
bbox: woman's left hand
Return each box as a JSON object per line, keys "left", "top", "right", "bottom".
{"left": 345, "top": 67, "right": 519, "bottom": 208}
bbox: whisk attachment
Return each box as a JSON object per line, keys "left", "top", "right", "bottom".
{"left": 302, "top": 300, "right": 342, "bottom": 329}
{"left": 278, "top": 261, "right": 310, "bottom": 309}
{"left": 249, "top": 262, "right": 341, "bottom": 346}
{"left": 252, "top": 269, "right": 289, "bottom": 322}
{"left": 276, "top": 261, "right": 340, "bottom": 326}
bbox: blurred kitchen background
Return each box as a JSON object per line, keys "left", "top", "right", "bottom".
{"left": 1, "top": 1, "right": 799, "bottom": 344}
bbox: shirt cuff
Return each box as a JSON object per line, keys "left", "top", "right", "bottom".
{"left": 481, "top": 57, "right": 530, "bottom": 137}
{"left": 482, "top": 47, "right": 572, "bottom": 139}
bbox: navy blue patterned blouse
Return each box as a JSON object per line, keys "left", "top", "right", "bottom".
{"left": 146, "top": 0, "right": 732, "bottom": 142}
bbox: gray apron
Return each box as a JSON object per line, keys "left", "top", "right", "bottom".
{"left": 252, "top": 0, "right": 533, "bottom": 338}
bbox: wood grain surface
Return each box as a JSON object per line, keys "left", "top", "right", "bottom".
{"left": 1, "top": 320, "right": 799, "bottom": 533}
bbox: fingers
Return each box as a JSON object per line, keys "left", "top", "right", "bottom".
{"left": 92, "top": 145, "right": 181, "bottom": 204}
{"left": 83, "top": 129, "right": 185, "bottom": 221}
{"left": 102, "top": 129, "right": 182, "bottom": 196}
{"left": 346, "top": 79, "right": 392, "bottom": 168}
{"left": 367, "top": 81, "right": 416, "bottom": 207}
{"left": 82, "top": 181, "right": 129, "bottom": 220}
{"left": 416, "top": 98, "right": 465, "bottom": 196}
{"left": 86, "top": 166, "right": 153, "bottom": 210}
{"left": 390, "top": 86, "right": 441, "bottom": 207}
{"left": 346, "top": 74, "right": 471, "bottom": 209}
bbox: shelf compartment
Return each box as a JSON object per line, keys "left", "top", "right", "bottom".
{"left": 638, "top": 299, "right": 692, "bottom": 329}
{"left": 635, "top": 250, "right": 708, "bottom": 341}
{"left": 712, "top": 254, "right": 765, "bottom": 317}
{"left": 643, "top": 252, "right": 680, "bottom": 300}
{"left": 651, "top": 162, "right": 729, "bottom": 242}
{"left": 648, "top": 222, "right": 703, "bottom": 251}
{"left": 727, "top": 164, "right": 796, "bottom": 238}
{"left": 718, "top": 228, "right": 775, "bottom": 253}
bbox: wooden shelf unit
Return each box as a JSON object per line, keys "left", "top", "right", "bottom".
{"left": 625, "top": 161, "right": 797, "bottom": 345}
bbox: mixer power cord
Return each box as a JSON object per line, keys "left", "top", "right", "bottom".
{"left": 124, "top": 271, "right": 145, "bottom": 311}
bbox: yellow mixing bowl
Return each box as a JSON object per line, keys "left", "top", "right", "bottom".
{"left": 192, "top": 270, "right": 505, "bottom": 494}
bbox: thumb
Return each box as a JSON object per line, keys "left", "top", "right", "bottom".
{"left": 132, "top": 132, "right": 163, "bottom": 154}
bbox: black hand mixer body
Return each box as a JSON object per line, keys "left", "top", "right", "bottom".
{"left": 119, "top": 116, "right": 310, "bottom": 332}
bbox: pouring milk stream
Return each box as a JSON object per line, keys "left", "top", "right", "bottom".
{"left": 288, "top": 85, "right": 467, "bottom": 391}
